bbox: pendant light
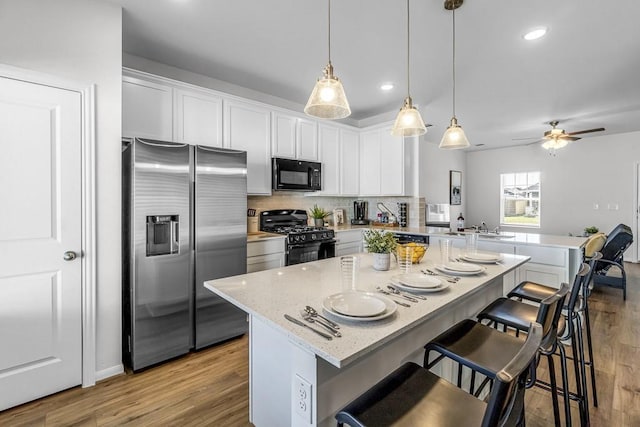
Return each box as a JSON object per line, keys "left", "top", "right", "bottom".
{"left": 439, "top": 0, "right": 470, "bottom": 149}
{"left": 391, "top": 0, "right": 427, "bottom": 137}
{"left": 304, "top": 0, "right": 351, "bottom": 120}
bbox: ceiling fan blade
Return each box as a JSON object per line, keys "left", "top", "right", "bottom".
{"left": 512, "top": 136, "right": 539, "bottom": 141}
{"left": 525, "top": 139, "right": 544, "bottom": 146}
{"left": 566, "top": 127, "right": 605, "bottom": 136}
{"left": 556, "top": 135, "right": 581, "bottom": 141}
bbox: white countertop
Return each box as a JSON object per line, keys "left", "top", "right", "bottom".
{"left": 331, "top": 225, "right": 588, "bottom": 249}
{"left": 204, "top": 251, "right": 529, "bottom": 368}
{"left": 247, "top": 231, "right": 286, "bottom": 243}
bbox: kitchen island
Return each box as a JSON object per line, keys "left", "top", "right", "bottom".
{"left": 205, "top": 251, "right": 529, "bottom": 426}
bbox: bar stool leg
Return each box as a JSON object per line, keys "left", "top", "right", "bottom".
{"left": 575, "top": 318, "right": 591, "bottom": 426}
{"left": 546, "top": 353, "right": 561, "bottom": 427}
{"left": 557, "top": 343, "right": 572, "bottom": 427}
{"left": 570, "top": 330, "right": 588, "bottom": 426}
{"left": 583, "top": 303, "right": 598, "bottom": 406}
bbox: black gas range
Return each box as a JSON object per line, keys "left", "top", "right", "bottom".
{"left": 260, "top": 209, "right": 336, "bottom": 266}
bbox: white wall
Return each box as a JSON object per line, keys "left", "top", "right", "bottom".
{"left": 466, "top": 132, "right": 639, "bottom": 255}
{"left": 419, "top": 138, "right": 467, "bottom": 228}
{"left": 0, "top": 0, "right": 123, "bottom": 378}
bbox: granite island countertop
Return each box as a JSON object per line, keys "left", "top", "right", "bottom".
{"left": 204, "top": 251, "right": 529, "bottom": 368}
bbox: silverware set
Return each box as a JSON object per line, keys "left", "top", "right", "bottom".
{"left": 421, "top": 269, "right": 461, "bottom": 283}
{"left": 284, "top": 306, "right": 342, "bottom": 340}
{"left": 376, "top": 285, "right": 428, "bottom": 307}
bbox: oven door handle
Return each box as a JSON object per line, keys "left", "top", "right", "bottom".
{"left": 288, "top": 242, "right": 322, "bottom": 250}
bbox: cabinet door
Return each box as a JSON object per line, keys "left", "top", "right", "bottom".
{"left": 296, "top": 118, "right": 318, "bottom": 161}
{"left": 340, "top": 129, "right": 359, "bottom": 195}
{"left": 359, "top": 130, "right": 381, "bottom": 195}
{"left": 224, "top": 100, "right": 272, "bottom": 195}
{"left": 271, "top": 113, "right": 296, "bottom": 159}
{"left": 174, "top": 88, "right": 222, "bottom": 147}
{"left": 380, "top": 131, "right": 404, "bottom": 195}
{"left": 336, "top": 242, "right": 362, "bottom": 257}
{"left": 318, "top": 125, "right": 340, "bottom": 195}
{"left": 247, "top": 253, "right": 285, "bottom": 273}
{"left": 123, "top": 76, "right": 173, "bottom": 140}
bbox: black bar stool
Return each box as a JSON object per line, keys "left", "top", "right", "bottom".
{"left": 477, "top": 263, "right": 591, "bottom": 427}
{"left": 508, "top": 252, "right": 601, "bottom": 408}
{"left": 423, "top": 282, "right": 569, "bottom": 427}
{"left": 335, "top": 323, "right": 543, "bottom": 427}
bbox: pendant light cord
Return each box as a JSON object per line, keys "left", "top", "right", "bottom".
{"left": 452, "top": 3, "right": 456, "bottom": 118}
{"left": 328, "top": 0, "right": 332, "bottom": 63}
{"left": 406, "top": 0, "right": 410, "bottom": 98}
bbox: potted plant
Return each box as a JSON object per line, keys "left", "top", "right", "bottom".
{"left": 309, "top": 204, "right": 330, "bottom": 227}
{"left": 584, "top": 226, "right": 599, "bottom": 236}
{"left": 363, "top": 229, "right": 398, "bottom": 271}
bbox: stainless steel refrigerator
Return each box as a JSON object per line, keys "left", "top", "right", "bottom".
{"left": 122, "top": 137, "right": 248, "bottom": 371}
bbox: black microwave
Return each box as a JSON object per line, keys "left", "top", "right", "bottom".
{"left": 272, "top": 158, "right": 322, "bottom": 191}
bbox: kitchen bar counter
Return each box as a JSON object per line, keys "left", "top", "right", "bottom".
{"left": 205, "top": 251, "right": 528, "bottom": 426}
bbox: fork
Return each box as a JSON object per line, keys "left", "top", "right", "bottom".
{"left": 376, "top": 286, "right": 411, "bottom": 307}
{"left": 386, "top": 284, "right": 425, "bottom": 301}
{"left": 421, "top": 269, "right": 460, "bottom": 283}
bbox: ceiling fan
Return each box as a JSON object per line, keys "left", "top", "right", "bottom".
{"left": 516, "top": 120, "right": 605, "bottom": 150}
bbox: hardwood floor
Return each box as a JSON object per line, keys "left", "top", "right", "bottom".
{"left": 1, "top": 263, "right": 638, "bottom": 426}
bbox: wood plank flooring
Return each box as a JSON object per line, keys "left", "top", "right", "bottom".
{"left": 1, "top": 263, "right": 639, "bottom": 426}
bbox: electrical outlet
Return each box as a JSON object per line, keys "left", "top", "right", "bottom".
{"left": 294, "top": 374, "right": 312, "bottom": 423}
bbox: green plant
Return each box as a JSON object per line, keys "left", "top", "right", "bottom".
{"left": 363, "top": 229, "right": 398, "bottom": 254}
{"left": 584, "top": 226, "right": 599, "bottom": 234}
{"left": 309, "top": 204, "right": 330, "bottom": 219}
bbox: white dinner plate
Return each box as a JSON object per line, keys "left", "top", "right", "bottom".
{"left": 461, "top": 252, "right": 503, "bottom": 263}
{"left": 322, "top": 292, "right": 397, "bottom": 322}
{"left": 392, "top": 273, "right": 442, "bottom": 289}
{"left": 391, "top": 277, "right": 450, "bottom": 293}
{"left": 436, "top": 263, "right": 486, "bottom": 276}
{"left": 326, "top": 291, "right": 387, "bottom": 317}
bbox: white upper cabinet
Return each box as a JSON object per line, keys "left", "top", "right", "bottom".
{"left": 271, "top": 112, "right": 318, "bottom": 161}
{"left": 224, "top": 99, "right": 272, "bottom": 195}
{"left": 174, "top": 88, "right": 223, "bottom": 147}
{"left": 318, "top": 125, "right": 340, "bottom": 195}
{"left": 359, "top": 125, "right": 407, "bottom": 196}
{"left": 123, "top": 75, "right": 173, "bottom": 140}
{"left": 340, "top": 129, "right": 359, "bottom": 195}
{"left": 296, "top": 118, "right": 318, "bottom": 161}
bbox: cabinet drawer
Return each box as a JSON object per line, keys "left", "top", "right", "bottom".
{"left": 247, "top": 238, "right": 286, "bottom": 257}
{"left": 335, "top": 229, "right": 363, "bottom": 244}
{"left": 516, "top": 246, "right": 567, "bottom": 267}
{"left": 247, "top": 253, "right": 285, "bottom": 273}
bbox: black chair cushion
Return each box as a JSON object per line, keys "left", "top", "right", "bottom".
{"left": 424, "top": 319, "right": 526, "bottom": 378}
{"left": 336, "top": 362, "right": 487, "bottom": 427}
{"left": 508, "top": 281, "right": 556, "bottom": 303}
{"left": 477, "top": 298, "right": 538, "bottom": 332}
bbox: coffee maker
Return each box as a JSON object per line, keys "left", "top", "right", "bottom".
{"left": 351, "top": 200, "right": 370, "bottom": 225}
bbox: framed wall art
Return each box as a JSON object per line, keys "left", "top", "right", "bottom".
{"left": 450, "top": 170, "right": 462, "bottom": 205}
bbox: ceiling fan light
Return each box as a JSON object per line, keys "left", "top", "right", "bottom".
{"left": 391, "top": 97, "right": 427, "bottom": 137}
{"left": 304, "top": 65, "right": 351, "bottom": 119}
{"left": 439, "top": 117, "right": 470, "bottom": 149}
{"left": 523, "top": 27, "right": 547, "bottom": 41}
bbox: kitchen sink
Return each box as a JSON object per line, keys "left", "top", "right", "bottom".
{"left": 442, "top": 231, "right": 514, "bottom": 239}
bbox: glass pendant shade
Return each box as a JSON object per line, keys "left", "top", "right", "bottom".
{"left": 439, "top": 117, "right": 470, "bottom": 149}
{"left": 304, "top": 64, "right": 351, "bottom": 119}
{"left": 391, "top": 97, "right": 427, "bottom": 137}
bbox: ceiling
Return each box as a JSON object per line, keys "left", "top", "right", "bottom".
{"left": 109, "top": 0, "right": 640, "bottom": 150}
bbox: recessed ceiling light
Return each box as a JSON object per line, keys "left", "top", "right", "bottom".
{"left": 380, "top": 83, "right": 394, "bottom": 91}
{"left": 523, "top": 27, "right": 547, "bottom": 41}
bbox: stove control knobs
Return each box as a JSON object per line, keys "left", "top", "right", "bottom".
{"left": 293, "top": 235, "right": 300, "bottom": 242}
{"left": 300, "top": 235, "right": 306, "bottom": 241}
{"left": 322, "top": 232, "right": 327, "bottom": 238}
{"left": 311, "top": 234, "right": 317, "bottom": 240}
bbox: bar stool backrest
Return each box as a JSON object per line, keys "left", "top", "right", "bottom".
{"left": 481, "top": 322, "right": 543, "bottom": 427}
{"left": 536, "top": 281, "right": 571, "bottom": 351}
{"left": 595, "top": 224, "right": 633, "bottom": 273}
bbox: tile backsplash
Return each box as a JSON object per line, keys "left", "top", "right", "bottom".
{"left": 248, "top": 193, "right": 425, "bottom": 227}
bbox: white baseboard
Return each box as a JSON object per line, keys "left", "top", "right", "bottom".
{"left": 93, "top": 364, "right": 125, "bottom": 383}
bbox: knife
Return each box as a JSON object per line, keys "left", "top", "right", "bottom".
{"left": 284, "top": 314, "right": 333, "bottom": 340}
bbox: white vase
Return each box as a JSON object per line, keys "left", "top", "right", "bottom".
{"left": 372, "top": 253, "right": 391, "bottom": 271}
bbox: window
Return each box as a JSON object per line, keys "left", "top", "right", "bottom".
{"left": 500, "top": 172, "right": 540, "bottom": 227}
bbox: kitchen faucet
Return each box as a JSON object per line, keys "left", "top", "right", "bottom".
{"left": 481, "top": 221, "right": 489, "bottom": 233}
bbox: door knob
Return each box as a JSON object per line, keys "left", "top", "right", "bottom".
{"left": 63, "top": 251, "right": 77, "bottom": 261}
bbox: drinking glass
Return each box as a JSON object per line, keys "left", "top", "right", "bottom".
{"left": 439, "top": 239, "right": 452, "bottom": 266}
{"left": 397, "top": 245, "right": 413, "bottom": 274}
{"left": 465, "top": 233, "right": 478, "bottom": 255}
{"left": 340, "top": 256, "right": 359, "bottom": 292}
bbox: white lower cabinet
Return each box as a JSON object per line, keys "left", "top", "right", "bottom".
{"left": 515, "top": 245, "right": 569, "bottom": 288}
{"left": 335, "top": 229, "right": 363, "bottom": 256}
{"left": 247, "top": 238, "right": 286, "bottom": 273}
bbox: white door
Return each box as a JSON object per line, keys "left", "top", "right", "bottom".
{"left": 0, "top": 76, "right": 82, "bottom": 410}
